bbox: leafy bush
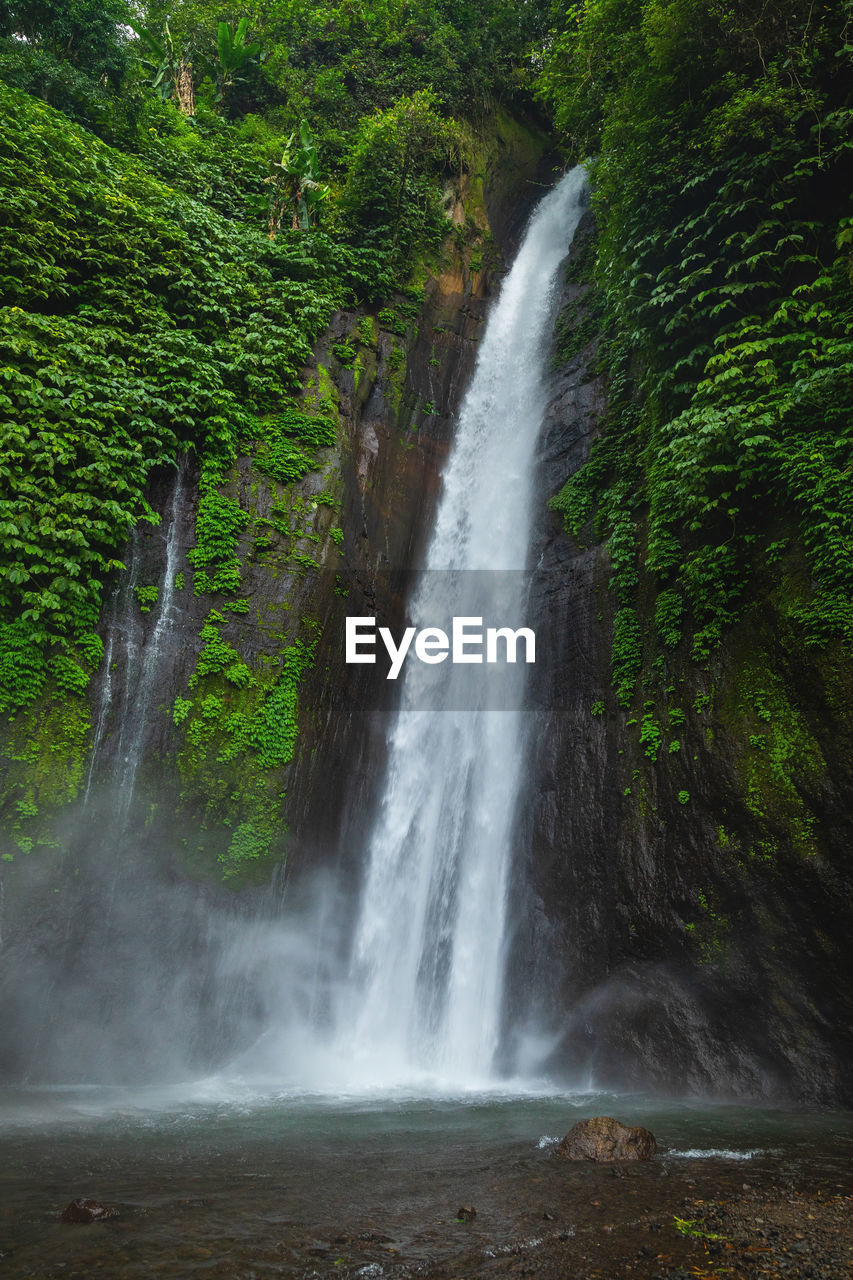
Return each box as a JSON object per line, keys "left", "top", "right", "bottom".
{"left": 0, "top": 81, "right": 381, "bottom": 708}
{"left": 543, "top": 0, "right": 853, "bottom": 700}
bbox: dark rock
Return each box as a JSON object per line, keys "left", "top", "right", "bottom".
{"left": 60, "top": 1198, "right": 118, "bottom": 1224}
{"left": 555, "top": 1116, "right": 657, "bottom": 1162}
{"left": 456, "top": 1205, "right": 477, "bottom": 1221}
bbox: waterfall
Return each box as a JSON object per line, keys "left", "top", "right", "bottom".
{"left": 112, "top": 461, "right": 187, "bottom": 817}
{"left": 333, "top": 169, "right": 588, "bottom": 1087}
{"left": 83, "top": 461, "right": 187, "bottom": 820}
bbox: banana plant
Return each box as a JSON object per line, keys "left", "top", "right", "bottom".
{"left": 214, "top": 17, "right": 261, "bottom": 100}
{"left": 132, "top": 21, "right": 195, "bottom": 114}
{"left": 267, "top": 120, "right": 331, "bottom": 235}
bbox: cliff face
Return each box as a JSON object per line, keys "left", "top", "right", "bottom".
{"left": 509, "top": 213, "right": 853, "bottom": 1106}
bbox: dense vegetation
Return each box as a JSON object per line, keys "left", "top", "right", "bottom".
{"left": 542, "top": 0, "right": 853, "bottom": 700}
{"left": 0, "top": 0, "right": 549, "bottom": 871}
{"left": 3, "top": 0, "right": 851, "bottom": 880}
{"left": 0, "top": 0, "right": 551, "bottom": 711}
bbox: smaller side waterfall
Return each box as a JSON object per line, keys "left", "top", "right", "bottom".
{"left": 84, "top": 460, "right": 188, "bottom": 822}
{"left": 112, "top": 462, "right": 187, "bottom": 817}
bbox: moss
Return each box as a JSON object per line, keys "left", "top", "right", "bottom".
{"left": 719, "top": 658, "right": 824, "bottom": 858}
{"left": 356, "top": 315, "right": 377, "bottom": 347}
{"left": 172, "top": 618, "right": 319, "bottom": 884}
{"left": 386, "top": 343, "right": 408, "bottom": 414}
{"left": 690, "top": 889, "right": 731, "bottom": 967}
{"left": 0, "top": 692, "right": 91, "bottom": 855}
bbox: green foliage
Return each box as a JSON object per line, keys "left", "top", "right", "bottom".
{"left": 331, "top": 340, "right": 356, "bottom": 367}
{"left": 0, "top": 82, "right": 381, "bottom": 699}
{"left": 611, "top": 606, "right": 642, "bottom": 707}
{"left": 135, "top": 584, "right": 159, "bottom": 613}
{"left": 552, "top": 296, "right": 602, "bottom": 369}
{"left": 220, "top": 818, "right": 273, "bottom": 880}
{"left": 172, "top": 614, "right": 318, "bottom": 879}
{"left": 0, "top": 0, "right": 554, "bottom": 860}
{"left": 639, "top": 712, "right": 662, "bottom": 761}
{"left": 252, "top": 639, "right": 315, "bottom": 768}
{"left": 267, "top": 118, "right": 331, "bottom": 234}
{"left": 673, "top": 1216, "right": 724, "bottom": 1241}
{"left": 721, "top": 660, "right": 825, "bottom": 857}
{"left": 253, "top": 410, "right": 337, "bottom": 487}
{"left": 342, "top": 90, "right": 460, "bottom": 273}
{"left": 543, "top": 0, "right": 853, "bottom": 698}
{"left": 192, "top": 612, "right": 252, "bottom": 686}
{"left": 132, "top": 18, "right": 191, "bottom": 108}
{"left": 0, "top": 0, "right": 133, "bottom": 129}
{"left": 655, "top": 588, "right": 683, "bottom": 650}
{"left": 357, "top": 315, "right": 377, "bottom": 346}
{"left": 214, "top": 17, "right": 261, "bottom": 99}
{"left": 378, "top": 307, "right": 407, "bottom": 335}
{"left": 188, "top": 477, "right": 249, "bottom": 596}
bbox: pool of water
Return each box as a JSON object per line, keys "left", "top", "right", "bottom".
{"left": 1, "top": 1083, "right": 851, "bottom": 1278}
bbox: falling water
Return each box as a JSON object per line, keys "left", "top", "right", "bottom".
{"left": 335, "top": 169, "right": 588, "bottom": 1087}
{"left": 112, "top": 462, "right": 187, "bottom": 816}
{"left": 83, "top": 462, "right": 187, "bottom": 819}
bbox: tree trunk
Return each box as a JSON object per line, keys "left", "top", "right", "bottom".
{"left": 176, "top": 60, "right": 195, "bottom": 116}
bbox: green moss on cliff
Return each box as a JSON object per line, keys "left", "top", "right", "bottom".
{"left": 0, "top": 692, "right": 90, "bottom": 856}
{"left": 173, "top": 614, "right": 319, "bottom": 884}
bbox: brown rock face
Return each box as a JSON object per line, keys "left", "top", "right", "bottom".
{"left": 555, "top": 1116, "right": 657, "bottom": 1162}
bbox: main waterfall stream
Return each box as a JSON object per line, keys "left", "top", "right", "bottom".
{"left": 338, "top": 168, "right": 589, "bottom": 1087}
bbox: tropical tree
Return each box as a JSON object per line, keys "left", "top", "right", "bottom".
{"left": 213, "top": 16, "right": 260, "bottom": 102}
{"left": 343, "top": 89, "right": 459, "bottom": 264}
{"left": 266, "top": 119, "right": 331, "bottom": 235}
{"left": 133, "top": 19, "right": 195, "bottom": 114}
{"left": 0, "top": 0, "right": 131, "bottom": 83}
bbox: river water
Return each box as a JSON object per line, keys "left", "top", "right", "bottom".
{"left": 1, "top": 1086, "right": 850, "bottom": 1278}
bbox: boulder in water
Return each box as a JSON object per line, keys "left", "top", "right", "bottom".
{"left": 555, "top": 1116, "right": 656, "bottom": 1162}
{"left": 60, "top": 1198, "right": 118, "bottom": 1223}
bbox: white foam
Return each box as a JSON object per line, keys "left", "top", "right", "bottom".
{"left": 668, "top": 1147, "right": 768, "bottom": 1160}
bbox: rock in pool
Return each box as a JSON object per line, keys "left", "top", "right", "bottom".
{"left": 555, "top": 1116, "right": 656, "bottom": 1162}
{"left": 60, "top": 1198, "right": 119, "bottom": 1224}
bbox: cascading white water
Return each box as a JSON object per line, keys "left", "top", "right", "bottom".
{"left": 113, "top": 462, "right": 186, "bottom": 814}
{"left": 83, "top": 463, "right": 187, "bottom": 819}
{"left": 337, "top": 169, "right": 588, "bottom": 1087}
